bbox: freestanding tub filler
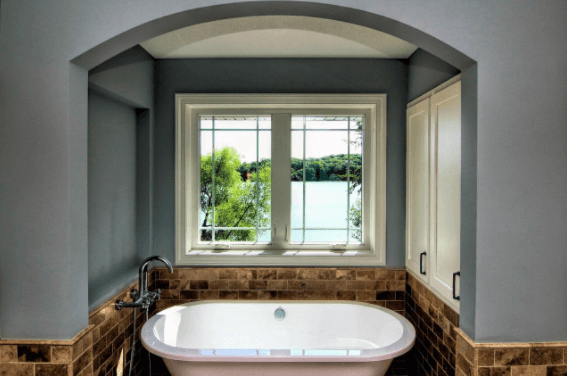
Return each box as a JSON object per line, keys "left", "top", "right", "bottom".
{"left": 141, "top": 301, "right": 416, "bottom": 376}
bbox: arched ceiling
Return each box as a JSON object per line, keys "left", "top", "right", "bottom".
{"left": 140, "top": 16, "right": 418, "bottom": 59}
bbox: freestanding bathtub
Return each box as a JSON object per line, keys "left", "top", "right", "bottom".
{"left": 141, "top": 301, "right": 415, "bottom": 376}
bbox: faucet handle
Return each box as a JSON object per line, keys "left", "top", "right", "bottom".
{"left": 130, "top": 288, "right": 140, "bottom": 301}
{"left": 146, "top": 289, "right": 162, "bottom": 302}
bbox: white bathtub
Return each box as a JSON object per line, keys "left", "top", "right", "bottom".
{"left": 141, "top": 301, "right": 415, "bottom": 376}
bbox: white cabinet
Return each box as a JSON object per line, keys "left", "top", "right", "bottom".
{"left": 406, "top": 99, "right": 431, "bottom": 283}
{"left": 406, "top": 78, "right": 461, "bottom": 312}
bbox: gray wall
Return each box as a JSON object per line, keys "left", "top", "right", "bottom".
{"left": 407, "top": 48, "right": 461, "bottom": 102}
{"left": 88, "top": 91, "right": 138, "bottom": 302}
{"left": 405, "top": 48, "right": 480, "bottom": 333}
{"left": 87, "top": 46, "right": 155, "bottom": 310}
{"left": 153, "top": 58, "right": 408, "bottom": 268}
{"left": 1, "top": 0, "right": 566, "bottom": 343}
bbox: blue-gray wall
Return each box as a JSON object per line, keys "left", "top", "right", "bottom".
{"left": 88, "top": 92, "right": 138, "bottom": 302}
{"left": 1, "top": 0, "right": 566, "bottom": 343}
{"left": 153, "top": 58, "right": 408, "bottom": 268}
{"left": 407, "top": 48, "right": 461, "bottom": 102}
{"left": 87, "top": 46, "right": 155, "bottom": 310}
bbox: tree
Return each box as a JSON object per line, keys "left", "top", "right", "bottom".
{"left": 200, "top": 147, "right": 271, "bottom": 241}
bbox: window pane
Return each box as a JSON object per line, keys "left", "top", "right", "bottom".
{"left": 305, "top": 116, "right": 349, "bottom": 130}
{"left": 291, "top": 229, "right": 303, "bottom": 243}
{"left": 291, "top": 116, "right": 304, "bottom": 129}
{"left": 200, "top": 118, "right": 213, "bottom": 129}
{"left": 259, "top": 116, "right": 271, "bottom": 129}
{"left": 305, "top": 180, "right": 348, "bottom": 229}
{"left": 291, "top": 116, "right": 364, "bottom": 244}
{"left": 292, "top": 115, "right": 352, "bottom": 129}
{"left": 212, "top": 116, "right": 258, "bottom": 129}
{"left": 291, "top": 181, "right": 304, "bottom": 231}
{"left": 304, "top": 230, "right": 348, "bottom": 243}
{"left": 349, "top": 179, "right": 362, "bottom": 243}
{"left": 199, "top": 116, "right": 271, "bottom": 243}
{"left": 350, "top": 116, "right": 364, "bottom": 130}
{"left": 349, "top": 129, "right": 363, "bottom": 243}
{"left": 291, "top": 131, "right": 304, "bottom": 231}
{"left": 215, "top": 229, "right": 258, "bottom": 242}
{"left": 304, "top": 130, "right": 348, "bottom": 229}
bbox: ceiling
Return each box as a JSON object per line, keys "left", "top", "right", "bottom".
{"left": 140, "top": 16, "right": 418, "bottom": 59}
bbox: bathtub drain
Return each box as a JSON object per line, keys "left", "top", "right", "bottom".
{"left": 274, "top": 307, "right": 286, "bottom": 320}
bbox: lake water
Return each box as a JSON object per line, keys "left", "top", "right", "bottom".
{"left": 290, "top": 181, "right": 360, "bottom": 243}
{"left": 204, "top": 181, "right": 361, "bottom": 243}
{"left": 255, "top": 181, "right": 360, "bottom": 243}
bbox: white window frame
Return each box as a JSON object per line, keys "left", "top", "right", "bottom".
{"left": 175, "top": 94, "right": 386, "bottom": 266}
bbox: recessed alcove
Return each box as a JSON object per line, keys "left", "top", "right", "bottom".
{"left": 83, "top": 10, "right": 475, "bottom": 336}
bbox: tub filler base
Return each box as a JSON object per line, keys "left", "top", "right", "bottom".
{"left": 164, "top": 359, "right": 393, "bottom": 376}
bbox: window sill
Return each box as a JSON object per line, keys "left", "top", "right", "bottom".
{"left": 176, "top": 250, "right": 385, "bottom": 267}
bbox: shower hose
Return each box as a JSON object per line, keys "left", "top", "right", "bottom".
{"left": 128, "top": 307, "right": 151, "bottom": 376}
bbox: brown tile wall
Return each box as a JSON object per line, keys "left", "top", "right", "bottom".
{"left": 148, "top": 266, "right": 407, "bottom": 375}
{"left": 87, "top": 269, "right": 157, "bottom": 376}
{"left": 0, "top": 269, "right": 156, "bottom": 376}
{"left": 6, "top": 266, "right": 564, "bottom": 376}
{"left": 153, "top": 267, "right": 406, "bottom": 314}
{"left": 405, "top": 272, "right": 460, "bottom": 376}
{"left": 0, "top": 325, "right": 95, "bottom": 376}
{"left": 455, "top": 329, "right": 567, "bottom": 376}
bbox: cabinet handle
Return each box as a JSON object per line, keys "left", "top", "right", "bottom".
{"left": 419, "top": 252, "right": 427, "bottom": 275}
{"left": 453, "top": 271, "right": 460, "bottom": 300}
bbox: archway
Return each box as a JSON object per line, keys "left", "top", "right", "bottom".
{"left": 72, "top": 1, "right": 475, "bottom": 70}
{"left": 74, "top": 0, "right": 478, "bottom": 339}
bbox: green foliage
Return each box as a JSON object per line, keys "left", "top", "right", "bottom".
{"left": 349, "top": 197, "right": 362, "bottom": 242}
{"left": 201, "top": 140, "right": 365, "bottom": 243}
{"left": 200, "top": 147, "right": 271, "bottom": 242}
{"left": 288, "top": 154, "right": 362, "bottom": 182}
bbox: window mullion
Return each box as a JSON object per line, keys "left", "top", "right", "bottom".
{"left": 211, "top": 116, "right": 216, "bottom": 242}
{"left": 347, "top": 117, "right": 351, "bottom": 244}
{"left": 270, "top": 113, "right": 291, "bottom": 249}
{"left": 255, "top": 117, "right": 260, "bottom": 241}
{"left": 302, "top": 116, "right": 306, "bottom": 244}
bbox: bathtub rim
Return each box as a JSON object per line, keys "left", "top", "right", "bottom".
{"left": 141, "top": 300, "right": 416, "bottom": 363}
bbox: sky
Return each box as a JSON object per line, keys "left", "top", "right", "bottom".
{"left": 200, "top": 116, "right": 363, "bottom": 162}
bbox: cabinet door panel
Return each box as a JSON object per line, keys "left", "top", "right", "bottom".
{"left": 430, "top": 82, "right": 461, "bottom": 310}
{"left": 406, "top": 99, "right": 430, "bottom": 282}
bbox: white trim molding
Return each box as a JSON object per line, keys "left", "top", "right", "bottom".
{"left": 175, "top": 94, "right": 387, "bottom": 266}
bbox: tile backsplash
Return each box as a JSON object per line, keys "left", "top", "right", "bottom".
{"left": 2, "top": 266, "right": 565, "bottom": 376}
{"left": 153, "top": 267, "right": 406, "bottom": 315}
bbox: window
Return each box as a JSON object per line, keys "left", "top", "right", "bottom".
{"left": 176, "top": 94, "right": 386, "bottom": 266}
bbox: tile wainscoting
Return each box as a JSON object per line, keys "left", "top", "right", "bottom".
{"left": 0, "top": 269, "right": 157, "bottom": 376}
{"left": 152, "top": 267, "right": 406, "bottom": 313}
{"left": 455, "top": 329, "right": 567, "bottom": 376}
{"left": 405, "top": 272, "right": 460, "bottom": 376}
{"left": 0, "top": 267, "right": 405, "bottom": 376}
{"left": 149, "top": 266, "right": 408, "bottom": 375}
{"left": 2, "top": 267, "right": 565, "bottom": 376}
{"left": 0, "top": 326, "right": 94, "bottom": 376}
